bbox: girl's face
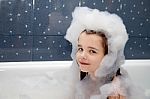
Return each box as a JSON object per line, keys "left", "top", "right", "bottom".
{"left": 76, "top": 32, "right": 105, "bottom": 75}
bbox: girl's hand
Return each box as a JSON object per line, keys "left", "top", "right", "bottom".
{"left": 107, "top": 94, "right": 125, "bottom": 99}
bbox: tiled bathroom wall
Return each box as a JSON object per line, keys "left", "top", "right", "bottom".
{"left": 0, "top": 0, "right": 150, "bottom": 62}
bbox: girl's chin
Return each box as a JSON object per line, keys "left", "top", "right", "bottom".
{"left": 79, "top": 66, "right": 89, "bottom": 72}
{"left": 81, "top": 69, "right": 88, "bottom": 72}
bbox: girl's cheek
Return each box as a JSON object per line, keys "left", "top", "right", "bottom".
{"left": 76, "top": 53, "right": 79, "bottom": 60}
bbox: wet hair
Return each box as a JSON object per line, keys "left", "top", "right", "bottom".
{"left": 79, "top": 29, "right": 108, "bottom": 80}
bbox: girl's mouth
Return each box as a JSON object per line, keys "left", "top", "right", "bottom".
{"left": 79, "top": 61, "right": 90, "bottom": 65}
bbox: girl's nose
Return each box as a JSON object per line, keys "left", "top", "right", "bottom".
{"left": 80, "top": 51, "right": 87, "bottom": 60}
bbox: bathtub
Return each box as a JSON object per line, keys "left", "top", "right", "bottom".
{"left": 0, "top": 60, "right": 150, "bottom": 99}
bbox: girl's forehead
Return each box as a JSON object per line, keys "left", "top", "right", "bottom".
{"left": 78, "top": 32, "right": 104, "bottom": 48}
{"left": 78, "top": 32, "right": 103, "bottom": 42}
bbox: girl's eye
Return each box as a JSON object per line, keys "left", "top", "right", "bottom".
{"left": 78, "top": 48, "right": 83, "bottom": 52}
{"left": 89, "top": 50, "right": 97, "bottom": 54}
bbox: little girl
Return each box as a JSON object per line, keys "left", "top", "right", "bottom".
{"left": 65, "top": 7, "right": 147, "bottom": 99}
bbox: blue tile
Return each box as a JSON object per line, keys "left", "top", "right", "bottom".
{"left": 125, "top": 37, "right": 150, "bottom": 59}
{"left": 33, "top": 0, "right": 79, "bottom": 36}
{"left": 32, "top": 35, "right": 72, "bottom": 61}
{"left": 0, "top": 35, "right": 33, "bottom": 62}
{"left": 0, "top": 0, "right": 33, "bottom": 35}
{"left": 0, "top": 0, "right": 150, "bottom": 61}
